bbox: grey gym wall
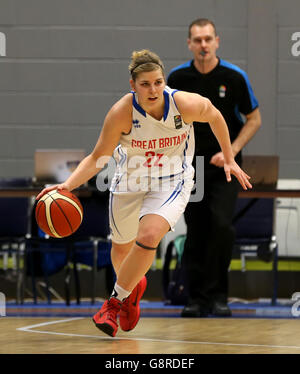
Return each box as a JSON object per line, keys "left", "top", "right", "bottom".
{"left": 0, "top": 0, "right": 299, "bottom": 178}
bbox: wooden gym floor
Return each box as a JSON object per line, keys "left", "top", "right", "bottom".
{"left": 1, "top": 316, "right": 300, "bottom": 354}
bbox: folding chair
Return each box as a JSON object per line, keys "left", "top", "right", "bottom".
{"left": 0, "top": 178, "right": 32, "bottom": 304}
{"left": 25, "top": 190, "right": 114, "bottom": 305}
{"left": 233, "top": 197, "right": 278, "bottom": 305}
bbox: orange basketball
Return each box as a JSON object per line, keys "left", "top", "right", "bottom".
{"left": 35, "top": 189, "right": 83, "bottom": 238}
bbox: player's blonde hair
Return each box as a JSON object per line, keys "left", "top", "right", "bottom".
{"left": 129, "top": 49, "right": 165, "bottom": 81}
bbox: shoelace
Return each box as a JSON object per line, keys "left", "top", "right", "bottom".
{"left": 106, "top": 300, "right": 121, "bottom": 321}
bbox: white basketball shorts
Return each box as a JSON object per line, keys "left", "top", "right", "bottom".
{"left": 109, "top": 172, "right": 194, "bottom": 244}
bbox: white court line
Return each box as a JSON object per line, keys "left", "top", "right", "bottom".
{"left": 16, "top": 318, "right": 300, "bottom": 350}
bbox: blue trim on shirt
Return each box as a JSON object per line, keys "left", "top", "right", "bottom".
{"left": 234, "top": 104, "right": 243, "bottom": 123}
{"left": 163, "top": 90, "right": 170, "bottom": 121}
{"left": 132, "top": 90, "right": 170, "bottom": 121}
{"left": 168, "top": 60, "right": 193, "bottom": 77}
{"left": 182, "top": 133, "right": 190, "bottom": 172}
{"left": 118, "top": 146, "right": 127, "bottom": 168}
{"left": 171, "top": 89, "right": 179, "bottom": 110}
{"left": 219, "top": 59, "right": 259, "bottom": 110}
{"left": 132, "top": 92, "right": 146, "bottom": 117}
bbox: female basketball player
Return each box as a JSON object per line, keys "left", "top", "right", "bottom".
{"left": 36, "top": 49, "right": 252, "bottom": 337}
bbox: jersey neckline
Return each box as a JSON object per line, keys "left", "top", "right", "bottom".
{"left": 131, "top": 89, "right": 170, "bottom": 122}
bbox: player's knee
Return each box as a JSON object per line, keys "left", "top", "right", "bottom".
{"left": 136, "top": 229, "right": 160, "bottom": 249}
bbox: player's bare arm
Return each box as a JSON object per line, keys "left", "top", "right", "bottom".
{"left": 36, "top": 95, "right": 132, "bottom": 200}
{"left": 174, "top": 91, "right": 252, "bottom": 190}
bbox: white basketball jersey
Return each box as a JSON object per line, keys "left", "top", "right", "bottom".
{"left": 111, "top": 86, "right": 195, "bottom": 191}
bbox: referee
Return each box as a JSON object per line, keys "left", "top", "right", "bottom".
{"left": 167, "top": 18, "right": 261, "bottom": 317}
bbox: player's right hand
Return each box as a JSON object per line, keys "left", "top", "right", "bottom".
{"left": 36, "top": 183, "right": 70, "bottom": 201}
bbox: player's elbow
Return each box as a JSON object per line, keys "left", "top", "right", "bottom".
{"left": 256, "top": 114, "right": 262, "bottom": 129}
{"left": 202, "top": 97, "right": 213, "bottom": 111}
{"left": 92, "top": 152, "right": 111, "bottom": 170}
{"left": 249, "top": 108, "right": 262, "bottom": 130}
{"left": 205, "top": 100, "right": 223, "bottom": 123}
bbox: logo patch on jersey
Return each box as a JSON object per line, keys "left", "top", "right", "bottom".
{"left": 133, "top": 119, "right": 141, "bottom": 128}
{"left": 174, "top": 115, "right": 182, "bottom": 129}
{"left": 219, "top": 85, "right": 226, "bottom": 98}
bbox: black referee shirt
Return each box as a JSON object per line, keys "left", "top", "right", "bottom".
{"left": 167, "top": 58, "right": 259, "bottom": 164}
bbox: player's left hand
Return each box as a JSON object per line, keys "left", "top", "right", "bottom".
{"left": 224, "top": 161, "right": 252, "bottom": 190}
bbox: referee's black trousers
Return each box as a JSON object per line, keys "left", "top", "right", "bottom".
{"left": 183, "top": 166, "right": 239, "bottom": 309}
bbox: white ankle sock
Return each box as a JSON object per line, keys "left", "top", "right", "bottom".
{"left": 111, "top": 283, "right": 131, "bottom": 302}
